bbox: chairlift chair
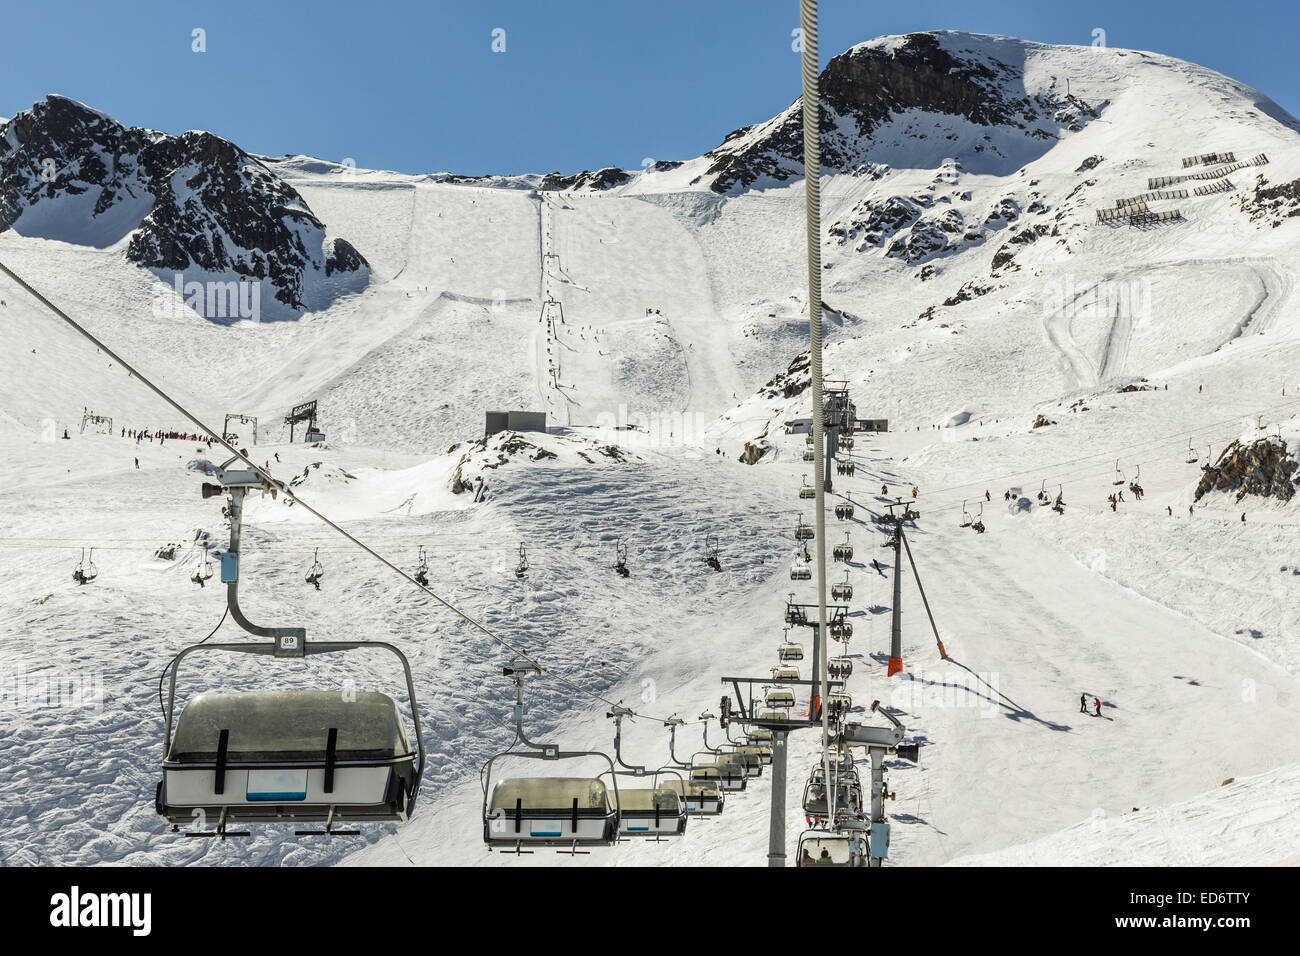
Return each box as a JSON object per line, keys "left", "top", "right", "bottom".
{"left": 159, "top": 471, "right": 426, "bottom": 837}
{"left": 764, "top": 685, "right": 797, "bottom": 710}
{"left": 829, "top": 620, "right": 853, "bottom": 641}
{"left": 73, "top": 547, "right": 98, "bottom": 585}
{"left": 485, "top": 776, "right": 619, "bottom": 849}
{"left": 790, "top": 551, "right": 812, "bottom": 581}
{"left": 834, "top": 495, "right": 854, "bottom": 521}
{"left": 1186, "top": 439, "right": 1198, "bottom": 464}
{"left": 614, "top": 539, "right": 630, "bottom": 578}
{"left": 193, "top": 546, "right": 214, "bottom": 586}
{"left": 842, "top": 435, "right": 855, "bottom": 450}
{"left": 795, "top": 517, "right": 814, "bottom": 541}
{"left": 837, "top": 460, "right": 855, "bottom": 476}
{"left": 1113, "top": 459, "right": 1125, "bottom": 486}
{"left": 831, "top": 579, "right": 853, "bottom": 602}
{"left": 828, "top": 656, "right": 853, "bottom": 679}
{"left": 606, "top": 780, "right": 687, "bottom": 839}
{"left": 802, "top": 450, "right": 815, "bottom": 462}
{"left": 796, "top": 830, "right": 864, "bottom": 867}
{"left": 799, "top": 477, "right": 816, "bottom": 500}
{"left": 960, "top": 500, "right": 972, "bottom": 528}
{"left": 305, "top": 549, "right": 324, "bottom": 589}
{"left": 702, "top": 534, "right": 722, "bottom": 572}
{"left": 777, "top": 641, "right": 805, "bottom": 663}
{"left": 159, "top": 689, "right": 422, "bottom": 832}
{"left": 772, "top": 665, "right": 800, "bottom": 681}
{"left": 785, "top": 602, "right": 808, "bottom": 626}
{"left": 827, "top": 692, "right": 852, "bottom": 719}
{"left": 802, "top": 766, "right": 864, "bottom": 822}
{"left": 690, "top": 756, "right": 746, "bottom": 792}
{"left": 658, "top": 777, "right": 724, "bottom": 815}
{"left": 414, "top": 547, "right": 429, "bottom": 587}
{"left": 833, "top": 532, "right": 854, "bottom": 563}
{"left": 515, "top": 543, "right": 528, "bottom": 579}
{"left": 483, "top": 665, "right": 620, "bottom": 851}
{"left": 971, "top": 502, "right": 986, "bottom": 533}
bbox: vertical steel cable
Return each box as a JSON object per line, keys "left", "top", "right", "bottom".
{"left": 799, "top": 0, "right": 835, "bottom": 823}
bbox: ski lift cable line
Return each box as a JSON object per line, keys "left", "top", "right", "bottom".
{"left": 0, "top": 257, "right": 694, "bottom": 728}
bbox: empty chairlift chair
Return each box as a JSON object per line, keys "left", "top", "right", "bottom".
{"left": 611, "top": 785, "right": 687, "bottom": 838}
{"left": 658, "top": 777, "right": 724, "bottom": 815}
{"left": 795, "top": 517, "right": 814, "bottom": 542}
{"left": 765, "top": 685, "right": 796, "bottom": 710}
{"left": 803, "top": 449, "right": 815, "bottom": 462}
{"left": 691, "top": 756, "right": 745, "bottom": 792}
{"left": 159, "top": 689, "right": 421, "bottom": 831}
{"left": 772, "top": 665, "right": 800, "bottom": 681}
{"left": 485, "top": 777, "right": 619, "bottom": 848}
{"left": 778, "top": 640, "right": 805, "bottom": 663}
{"left": 799, "top": 477, "right": 816, "bottom": 500}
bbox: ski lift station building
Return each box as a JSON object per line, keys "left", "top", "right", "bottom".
{"left": 485, "top": 410, "right": 547, "bottom": 437}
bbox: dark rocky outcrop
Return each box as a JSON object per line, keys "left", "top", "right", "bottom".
{"left": 699, "top": 33, "right": 1097, "bottom": 194}
{"left": 1194, "top": 438, "right": 1298, "bottom": 503}
{"left": 0, "top": 95, "right": 368, "bottom": 312}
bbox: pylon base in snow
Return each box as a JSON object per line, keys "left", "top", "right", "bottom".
{"left": 887, "top": 656, "right": 903, "bottom": 676}
{"left": 937, "top": 641, "right": 948, "bottom": 660}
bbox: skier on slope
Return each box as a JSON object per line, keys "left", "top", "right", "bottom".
{"left": 1080, "top": 693, "right": 1088, "bottom": 714}
{"left": 881, "top": 484, "right": 888, "bottom": 495}
{"left": 1094, "top": 697, "right": 1102, "bottom": 717}
{"left": 985, "top": 490, "right": 990, "bottom": 501}
{"left": 872, "top": 558, "right": 885, "bottom": 576}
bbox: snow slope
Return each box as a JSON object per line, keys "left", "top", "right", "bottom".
{"left": 2, "top": 31, "right": 1300, "bottom": 867}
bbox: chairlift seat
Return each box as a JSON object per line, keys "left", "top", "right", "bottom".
{"left": 764, "top": 688, "right": 796, "bottom": 709}
{"left": 796, "top": 832, "right": 861, "bottom": 867}
{"left": 659, "top": 778, "right": 723, "bottom": 815}
{"left": 485, "top": 776, "right": 617, "bottom": 847}
{"left": 614, "top": 788, "right": 687, "bottom": 836}
{"left": 777, "top": 643, "right": 804, "bottom": 662}
{"left": 799, "top": 487, "right": 816, "bottom": 500}
{"left": 159, "top": 690, "right": 417, "bottom": 825}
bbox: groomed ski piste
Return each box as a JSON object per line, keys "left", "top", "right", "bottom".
{"left": 2, "top": 31, "right": 1300, "bottom": 866}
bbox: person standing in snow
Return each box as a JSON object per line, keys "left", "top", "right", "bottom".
{"left": 1080, "top": 693, "right": 1088, "bottom": 714}
{"left": 1241, "top": 513, "right": 1246, "bottom": 522}
{"left": 1093, "top": 697, "right": 1101, "bottom": 717}
{"left": 1189, "top": 504, "right": 1194, "bottom": 516}
{"left": 1004, "top": 490, "right": 1010, "bottom": 501}
{"left": 985, "top": 490, "right": 990, "bottom": 501}
{"left": 134, "top": 457, "right": 139, "bottom": 469}
{"left": 1167, "top": 505, "right": 1172, "bottom": 516}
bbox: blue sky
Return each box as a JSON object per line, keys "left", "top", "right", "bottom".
{"left": 3, "top": 0, "right": 1296, "bottom": 175}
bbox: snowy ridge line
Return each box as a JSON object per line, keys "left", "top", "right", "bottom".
{"left": 898, "top": 396, "right": 1300, "bottom": 518}
{"left": 0, "top": 256, "right": 701, "bottom": 729}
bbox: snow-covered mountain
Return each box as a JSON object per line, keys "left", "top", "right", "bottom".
{"left": 0, "top": 95, "right": 369, "bottom": 317}
{"left": 2, "top": 31, "right": 1300, "bottom": 868}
